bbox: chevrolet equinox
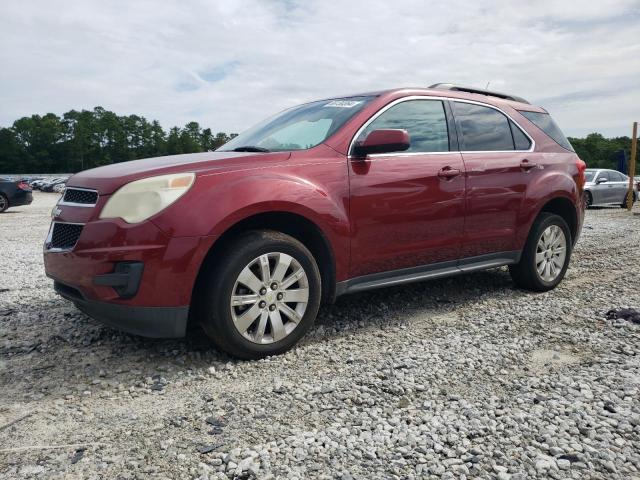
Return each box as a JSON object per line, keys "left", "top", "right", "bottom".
{"left": 44, "top": 83, "right": 586, "bottom": 358}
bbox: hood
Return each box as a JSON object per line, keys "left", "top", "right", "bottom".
{"left": 67, "top": 151, "right": 291, "bottom": 194}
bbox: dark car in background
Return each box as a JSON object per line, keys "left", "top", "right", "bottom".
{"left": 41, "top": 177, "right": 68, "bottom": 192}
{"left": 0, "top": 178, "right": 33, "bottom": 213}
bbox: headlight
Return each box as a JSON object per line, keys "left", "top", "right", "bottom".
{"left": 99, "top": 173, "right": 195, "bottom": 223}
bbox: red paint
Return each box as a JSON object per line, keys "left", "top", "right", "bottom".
{"left": 44, "top": 87, "right": 584, "bottom": 311}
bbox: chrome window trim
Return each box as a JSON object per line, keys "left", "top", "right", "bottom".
{"left": 44, "top": 221, "right": 85, "bottom": 252}
{"left": 347, "top": 95, "right": 535, "bottom": 159}
{"left": 59, "top": 187, "right": 99, "bottom": 208}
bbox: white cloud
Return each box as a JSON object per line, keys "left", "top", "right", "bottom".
{"left": 0, "top": 0, "right": 638, "bottom": 137}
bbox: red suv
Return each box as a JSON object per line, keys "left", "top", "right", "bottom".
{"left": 44, "top": 84, "right": 586, "bottom": 358}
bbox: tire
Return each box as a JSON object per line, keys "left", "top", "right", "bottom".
{"left": 197, "top": 230, "right": 321, "bottom": 359}
{"left": 0, "top": 194, "right": 8, "bottom": 213}
{"left": 620, "top": 191, "right": 636, "bottom": 208}
{"left": 583, "top": 191, "right": 592, "bottom": 209}
{"left": 509, "top": 213, "right": 572, "bottom": 292}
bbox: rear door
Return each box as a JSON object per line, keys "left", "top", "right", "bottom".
{"left": 348, "top": 98, "right": 465, "bottom": 277}
{"left": 609, "top": 170, "right": 629, "bottom": 204}
{"left": 451, "top": 101, "right": 536, "bottom": 259}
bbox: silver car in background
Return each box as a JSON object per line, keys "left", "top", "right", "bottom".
{"left": 583, "top": 168, "right": 637, "bottom": 208}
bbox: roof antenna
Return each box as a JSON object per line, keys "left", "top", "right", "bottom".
{"left": 485, "top": 81, "right": 491, "bottom": 89}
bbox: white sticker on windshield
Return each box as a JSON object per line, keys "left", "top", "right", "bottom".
{"left": 323, "top": 100, "right": 362, "bottom": 108}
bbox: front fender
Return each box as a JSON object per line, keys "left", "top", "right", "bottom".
{"left": 151, "top": 158, "right": 350, "bottom": 278}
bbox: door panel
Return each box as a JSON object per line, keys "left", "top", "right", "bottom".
{"left": 349, "top": 153, "right": 465, "bottom": 277}
{"left": 460, "top": 152, "right": 534, "bottom": 257}
{"left": 451, "top": 100, "right": 535, "bottom": 258}
{"left": 610, "top": 172, "right": 628, "bottom": 203}
{"left": 591, "top": 172, "right": 608, "bottom": 204}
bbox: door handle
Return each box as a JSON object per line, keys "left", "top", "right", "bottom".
{"left": 520, "top": 159, "right": 537, "bottom": 171}
{"left": 438, "top": 166, "right": 461, "bottom": 180}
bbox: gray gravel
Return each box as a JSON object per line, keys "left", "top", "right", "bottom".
{"left": 1, "top": 193, "right": 639, "bottom": 480}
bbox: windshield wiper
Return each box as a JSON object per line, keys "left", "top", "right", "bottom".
{"left": 231, "top": 146, "right": 270, "bottom": 152}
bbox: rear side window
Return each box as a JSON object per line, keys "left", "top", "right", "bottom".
{"left": 609, "top": 171, "right": 625, "bottom": 181}
{"left": 453, "top": 102, "right": 515, "bottom": 151}
{"left": 519, "top": 111, "right": 574, "bottom": 152}
{"left": 356, "top": 100, "right": 449, "bottom": 153}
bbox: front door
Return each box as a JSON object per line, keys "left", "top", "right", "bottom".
{"left": 348, "top": 98, "right": 465, "bottom": 278}
{"left": 593, "top": 170, "right": 613, "bottom": 203}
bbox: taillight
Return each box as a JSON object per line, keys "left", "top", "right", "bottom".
{"left": 575, "top": 158, "right": 587, "bottom": 189}
{"left": 17, "top": 181, "right": 31, "bottom": 191}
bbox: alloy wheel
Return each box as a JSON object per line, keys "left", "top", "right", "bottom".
{"left": 535, "top": 225, "right": 567, "bottom": 282}
{"left": 230, "top": 252, "right": 309, "bottom": 344}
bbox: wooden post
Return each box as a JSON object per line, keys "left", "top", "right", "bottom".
{"left": 627, "top": 122, "right": 638, "bottom": 210}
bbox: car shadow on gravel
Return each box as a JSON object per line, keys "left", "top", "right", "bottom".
{"left": 1, "top": 268, "right": 524, "bottom": 403}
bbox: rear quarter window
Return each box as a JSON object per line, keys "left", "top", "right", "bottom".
{"left": 519, "top": 111, "right": 574, "bottom": 152}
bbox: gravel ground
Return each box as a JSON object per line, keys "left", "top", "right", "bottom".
{"left": 1, "top": 192, "right": 639, "bottom": 480}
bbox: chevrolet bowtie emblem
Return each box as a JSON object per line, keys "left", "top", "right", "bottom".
{"left": 52, "top": 206, "right": 62, "bottom": 218}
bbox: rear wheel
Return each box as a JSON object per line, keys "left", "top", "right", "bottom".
{"left": 198, "top": 230, "right": 321, "bottom": 359}
{"left": 0, "top": 194, "right": 8, "bottom": 213}
{"left": 620, "top": 191, "right": 636, "bottom": 208}
{"left": 509, "top": 213, "right": 572, "bottom": 292}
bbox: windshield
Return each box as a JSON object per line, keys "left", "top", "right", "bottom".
{"left": 219, "top": 96, "right": 375, "bottom": 152}
{"left": 585, "top": 171, "right": 596, "bottom": 182}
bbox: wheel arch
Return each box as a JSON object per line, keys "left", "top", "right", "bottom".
{"left": 191, "top": 210, "right": 338, "bottom": 320}
{"left": 536, "top": 196, "right": 579, "bottom": 244}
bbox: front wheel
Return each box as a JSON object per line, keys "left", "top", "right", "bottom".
{"left": 509, "top": 213, "right": 572, "bottom": 292}
{"left": 198, "top": 230, "right": 321, "bottom": 359}
{"left": 583, "top": 191, "right": 593, "bottom": 209}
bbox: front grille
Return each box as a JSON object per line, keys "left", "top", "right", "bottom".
{"left": 63, "top": 188, "right": 98, "bottom": 205}
{"left": 50, "top": 223, "right": 83, "bottom": 250}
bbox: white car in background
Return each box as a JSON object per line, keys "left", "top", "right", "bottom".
{"left": 583, "top": 168, "right": 637, "bottom": 208}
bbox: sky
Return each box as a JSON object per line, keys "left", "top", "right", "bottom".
{"left": 0, "top": 0, "right": 639, "bottom": 138}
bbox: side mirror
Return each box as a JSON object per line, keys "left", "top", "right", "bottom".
{"left": 352, "top": 129, "right": 410, "bottom": 158}
{"left": 596, "top": 177, "right": 608, "bottom": 184}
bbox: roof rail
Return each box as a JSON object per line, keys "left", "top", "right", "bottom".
{"left": 428, "top": 83, "right": 530, "bottom": 105}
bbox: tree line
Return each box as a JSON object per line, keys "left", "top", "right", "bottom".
{"left": 0, "top": 106, "right": 636, "bottom": 174}
{"left": 0, "top": 107, "right": 238, "bottom": 174}
{"left": 566, "top": 133, "right": 634, "bottom": 171}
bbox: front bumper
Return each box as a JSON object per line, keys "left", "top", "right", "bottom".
{"left": 44, "top": 210, "right": 216, "bottom": 338}
{"left": 54, "top": 280, "right": 189, "bottom": 337}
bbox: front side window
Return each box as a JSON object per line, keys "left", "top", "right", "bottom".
{"left": 219, "top": 96, "right": 374, "bottom": 152}
{"left": 453, "top": 102, "right": 515, "bottom": 151}
{"left": 354, "top": 99, "right": 449, "bottom": 153}
{"left": 597, "top": 171, "right": 610, "bottom": 182}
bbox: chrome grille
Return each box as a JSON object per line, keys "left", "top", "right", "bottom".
{"left": 62, "top": 188, "right": 98, "bottom": 205}
{"left": 49, "top": 223, "right": 84, "bottom": 250}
